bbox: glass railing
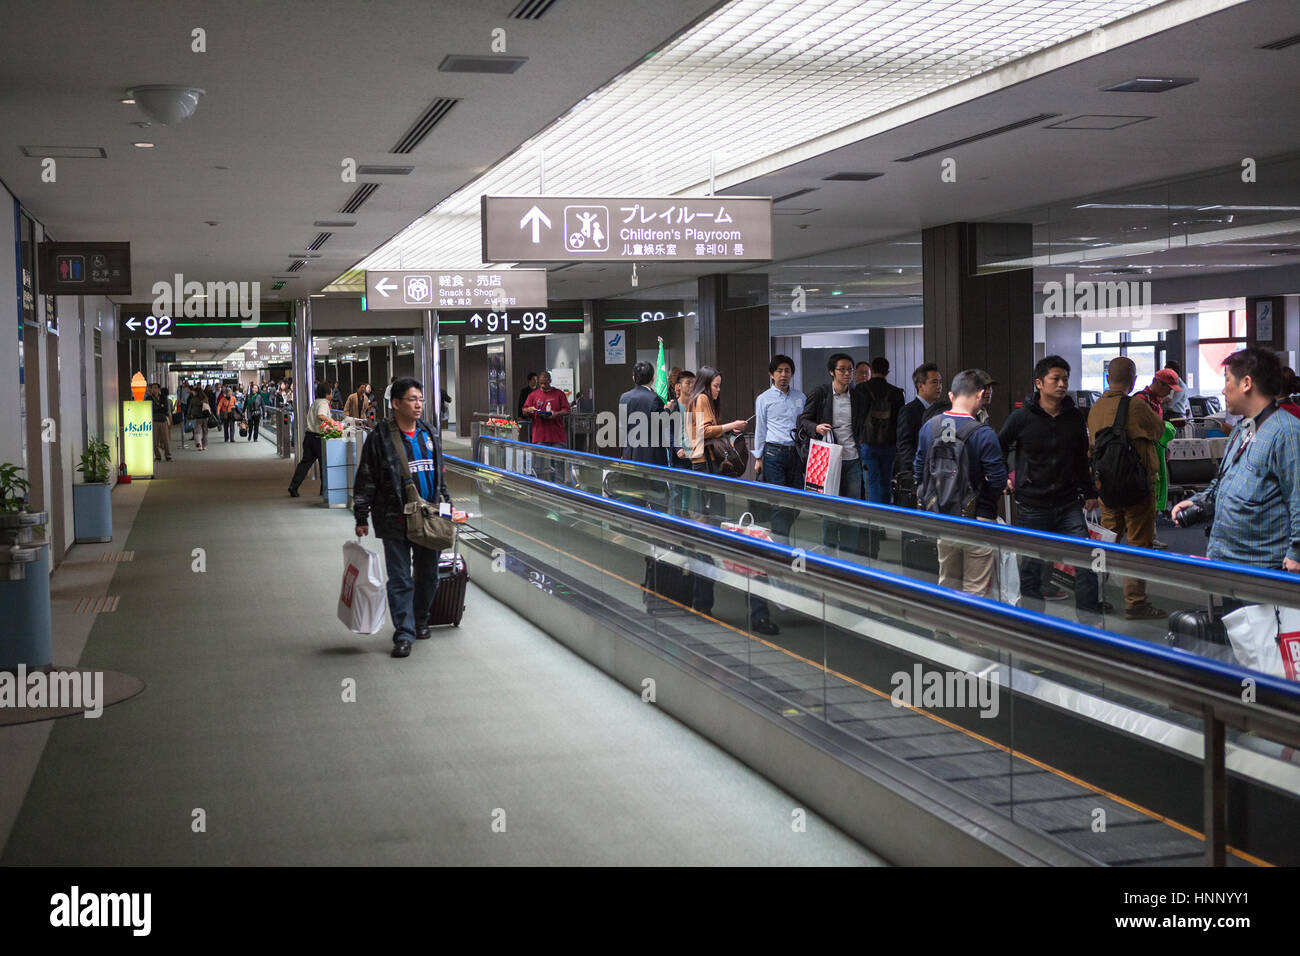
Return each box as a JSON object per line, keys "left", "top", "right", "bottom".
{"left": 474, "top": 436, "right": 1300, "bottom": 665}
{"left": 449, "top": 447, "right": 1300, "bottom": 865}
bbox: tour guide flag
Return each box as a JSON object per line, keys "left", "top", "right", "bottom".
{"left": 652, "top": 336, "right": 670, "bottom": 404}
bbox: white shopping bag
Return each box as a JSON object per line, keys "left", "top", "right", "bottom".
{"left": 804, "top": 439, "right": 844, "bottom": 495}
{"left": 720, "top": 512, "right": 775, "bottom": 576}
{"left": 338, "top": 539, "right": 387, "bottom": 635}
{"left": 994, "top": 516, "right": 1021, "bottom": 606}
{"left": 1223, "top": 604, "right": 1300, "bottom": 680}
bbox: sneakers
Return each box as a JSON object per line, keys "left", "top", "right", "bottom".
{"left": 1125, "top": 602, "right": 1167, "bottom": 621}
{"left": 391, "top": 640, "right": 412, "bottom": 658}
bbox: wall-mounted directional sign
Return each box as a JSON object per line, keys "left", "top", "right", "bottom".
{"left": 38, "top": 241, "right": 132, "bottom": 295}
{"left": 120, "top": 308, "right": 292, "bottom": 339}
{"left": 436, "top": 306, "right": 585, "bottom": 336}
{"left": 481, "top": 195, "right": 774, "bottom": 263}
{"left": 364, "top": 269, "right": 548, "bottom": 311}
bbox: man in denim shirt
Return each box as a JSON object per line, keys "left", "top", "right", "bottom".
{"left": 753, "top": 354, "right": 806, "bottom": 506}
{"left": 1174, "top": 348, "right": 1300, "bottom": 573}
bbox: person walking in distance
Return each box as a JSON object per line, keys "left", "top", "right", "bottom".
{"left": 245, "top": 384, "right": 263, "bottom": 441}
{"left": 895, "top": 363, "right": 949, "bottom": 506}
{"left": 1087, "top": 356, "right": 1166, "bottom": 620}
{"left": 857, "top": 357, "right": 906, "bottom": 505}
{"left": 354, "top": 378, "right": 451, "bottom": 659}
{"left": 218, "top": 387, "right": 237, "bottom": 443}
{"left": 287, "top": 383, "right": 335, "bottom": 497}
{"left": 149, "top": 384, "right": 172, "bottom": 462}
{"left": 187, "top": 384, "right": 210, "bottom": 451}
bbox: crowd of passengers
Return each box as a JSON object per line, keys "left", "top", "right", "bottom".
{"left": 519, "top": 347, "right": 1300, "bottom": 629}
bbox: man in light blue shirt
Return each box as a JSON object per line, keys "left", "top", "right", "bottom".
{"left": 753, "top": 354, "right": 805, "bottom": 499}
{"left": 745, "top": 354, "right": 804, "bottom": 638}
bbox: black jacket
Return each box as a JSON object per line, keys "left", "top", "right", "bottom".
{"left": 798, "top": 383, "right": 866, "bottom": 448}
{"left": 895, "top": 397, "right": 950, "bottom": 476}
{"left": 857, "top": 378, "right": 906, "bottom": 447}
{"left": 619, "top": 385, "right": 667, "bottom": 465}
{"left": 353, "top": 420, "right": 450, "bottom": 540}
{"left": 997, "top": 394, "right": 1092, "bottom": 508}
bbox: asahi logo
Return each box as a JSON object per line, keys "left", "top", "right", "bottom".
{"left": 151, "top": 273, "right": 260, "bottom": 328}
{"left": 1042, "top": 272, "right": 1151, "bottom": 327}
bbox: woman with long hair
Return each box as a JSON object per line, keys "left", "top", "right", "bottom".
{"left": 686, "top": 366, "right": 746, "bottom": 473}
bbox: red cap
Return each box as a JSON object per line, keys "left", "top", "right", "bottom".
{"left": 1154, "top": 368, "right": 1183, "bottom": 390}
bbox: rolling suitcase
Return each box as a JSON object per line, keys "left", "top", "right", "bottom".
{"left": 1166, "top": 608, "right": 1227, "bottom": 647}
{"left": 901, "top": 534, "right": 939, "bottom": 575}
{"left": 425, "top": 551, "right": 468, "bottom": 627}
{"left": 644, "top": 551, "right": 694, "bottom": 607}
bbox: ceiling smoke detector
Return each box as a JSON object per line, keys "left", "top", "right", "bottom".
{"left": 127, "top": 85, "right": 206, "bottom": 126}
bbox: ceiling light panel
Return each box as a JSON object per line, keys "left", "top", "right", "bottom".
{"left": 331, "top": 0, "right": 1172, "bottom": 288}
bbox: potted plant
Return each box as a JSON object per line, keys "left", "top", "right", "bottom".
{"left": 0, "top": 463, "right": 45, "bottom": 583}
{"left": 319, "top": 417, "right": 351, "bottom": 507}
{"left": 73, "top": 438, "right": 114, "bottom": 542}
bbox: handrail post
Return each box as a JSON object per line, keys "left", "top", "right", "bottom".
{"left": 1203, "top": 704, "right": 1226, "bottom": 866}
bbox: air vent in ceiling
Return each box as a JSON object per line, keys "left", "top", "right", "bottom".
{"left": 313, "top": 219, "right": 356, "bottom": 228}
{"left": 355, "top": 164, "right": 414, "bottom": 176}
{"left": 340, "top": 182, "right": 380, "bottom": 214}
{"left": 439, "top": 55, "right": 527, "bottom": 74}
{"left": 821, "top": 172, "right": 882, "bottom": 181}
{"left": 1099, "top": 266, "right": 1152, "bottom": 276}
{"left": 307, "top": 232, "right": 332, "bottom": 251}
{"left": 1268, "top": 248, "right": 1300, "bottom": 256}
{"left": 19, "top": 145, "right": 107, "bottom": 159}
{"left": 894, "top": 114, "right": 1060, "bottom": 162}
{"left": 286, "top": 260, "right": 307, "bottom": 273}
{"left": 773, "top": 207, "right": 819, "bottom": 216}
{"left": 774, "top": 187, "right": 818, "bottom": 203}
{"left": 510, "top": 0, "right": 558, "bottom": 18}
{"left": 391, "top": 98, "right": 458, "bottom": 154}
{"left": 1102, "top": 77, "right": 1197, "bottom": 93}
{"left": 1258, "top": 32, "right": 1300, "bottom": 50}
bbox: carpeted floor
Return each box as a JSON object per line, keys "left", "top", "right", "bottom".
{"left": 0, "top": 435, "right": 881, "bottom": 866}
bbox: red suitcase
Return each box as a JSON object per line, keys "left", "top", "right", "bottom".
{"left": 425, "top": 551, "right": 468, "bottom": 627}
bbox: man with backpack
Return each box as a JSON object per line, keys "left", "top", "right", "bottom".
{"left": 999, "top": 356, "right": 1111, "bottom": 613}
{"left": 1087, "top": 357, "right": 1165, "bottom": 620}
{"left": 856, "top": 357, "right": 906, "bottom": 504}
{"left": 915, "top": 370, "right": 1007, "bottom": 596}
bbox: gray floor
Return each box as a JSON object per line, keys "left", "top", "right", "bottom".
{"left": 1, "top": 434, "right": 882, "bottom": 866}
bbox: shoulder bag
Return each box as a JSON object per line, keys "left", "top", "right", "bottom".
{"left": 387, "top": 422, "right": 455, "bottom": 551}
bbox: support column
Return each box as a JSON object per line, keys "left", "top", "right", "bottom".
{"left": 922, "top": 222, "right": 1033, "bottom": 425}
{"left": 291, "top": 298, "right": 312, "bottom": 439}
{"left": 696, "top": 273, "right": 769, "bottom": 424}
{"left": 418, "top": 309, "right": 439, "bottom": 429}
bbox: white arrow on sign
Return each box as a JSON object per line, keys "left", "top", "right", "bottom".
{"left": 374, "top": 277, "right": 397, "bottom": 297}
{"left": 519, "top": 206, "right": 552, "bottom": 244}
{"left": 126, "top": 317, "right": 140, "bottom": 331}
{"left": 469, "top": 313, "right": 483, "bottom": 328}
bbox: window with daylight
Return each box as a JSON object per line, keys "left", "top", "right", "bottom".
{"left": 1079, "top": 330, "right": 1169, "bottom": 392}
{"left": 1196, "top": 310, "right": 1247, "bottom": 399}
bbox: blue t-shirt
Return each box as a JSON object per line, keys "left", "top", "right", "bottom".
{"left": 400, "top": 428, "right": 439, "bottom": 501}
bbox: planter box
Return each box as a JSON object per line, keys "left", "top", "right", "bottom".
{"left": 73, "top": 482, "right": 113, "bottom": 543}
{"left": 321, "top": 438, "right": 351, "bottom": 508}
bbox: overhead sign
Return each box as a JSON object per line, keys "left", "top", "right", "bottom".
{"left": 481, "top": 195, "right": 774, "bottom": 263}
{"left": 122, "top": 401, "right": 154, "bottom": 478}
{"left": 38, "top": 242, "right": 132, "bottom": 295}
{"left": 364, "top": 269, "right": 548, "bottom": 311}
{"left": 120, "top": 309, "right": 291, "bottom": 339}
{"left": 435, "top": 308, "right": 585, "bottom": 336}
{"left": 259, "top": 340, "right": 292, "bottom": 358}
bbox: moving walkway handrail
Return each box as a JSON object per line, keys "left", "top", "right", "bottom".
{"left": 476, "top": 435, "right": 1300, "bottom": 609}
{"left": 451, "top": 452, "right": 1300, "bottom": 749}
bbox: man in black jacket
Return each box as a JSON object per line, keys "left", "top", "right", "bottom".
{"left": 894, "top": 363, "right": 949, "bottom": 498}
{"left": 354, "top": 377, "right": 452, "bottom": 658}
{"left": 856, "top": 357, "right": 906, "bottom": 504}
{"left": 998, "top": 356, "right": 1110, "bottom": 613}
{"left": 618, "top": 361, "right": 667, "bottom": 465}
{"left": 798, "top": 353, "right": 866, "bottom": 555}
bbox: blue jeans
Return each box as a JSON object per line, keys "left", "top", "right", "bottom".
{"left": 1015, "top": 500, "right": 1100, "bottom": 608}
{"left": 861, "top": 445, "right": 896, "bottom": 504}
{"left": 382, "top": 536, "right": 442, "bottom": 644}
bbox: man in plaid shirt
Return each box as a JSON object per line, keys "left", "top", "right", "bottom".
{"left": 1174, "top": 348, "right": 1300, "bottom": 573}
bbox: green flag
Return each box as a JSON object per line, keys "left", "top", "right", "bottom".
{"left": 652, "top": 337, "right": 670, "bottom": 404}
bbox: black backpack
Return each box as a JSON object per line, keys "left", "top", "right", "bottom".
{"left": 1092, "top": 396, "right": 1150, "bottom": 509}
{"left": 865, "top": 383, "right": 895, "bottom": 447}
{"left": 918, "top": 416, "right": 981, "bottom": 518}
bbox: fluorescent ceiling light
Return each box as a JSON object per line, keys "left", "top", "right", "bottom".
{"left": 328, "top": 0, "right": 1176, "bottom": 291}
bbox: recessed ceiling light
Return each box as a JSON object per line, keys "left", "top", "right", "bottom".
{"left": 133, "top": 142, "right": 155, "bottom": 148}
{"left": 1102, "top": 77, "right": 1197, "bottom": 93}
{"left": 119, "top": 97, "right": 136, "bottom": 105}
